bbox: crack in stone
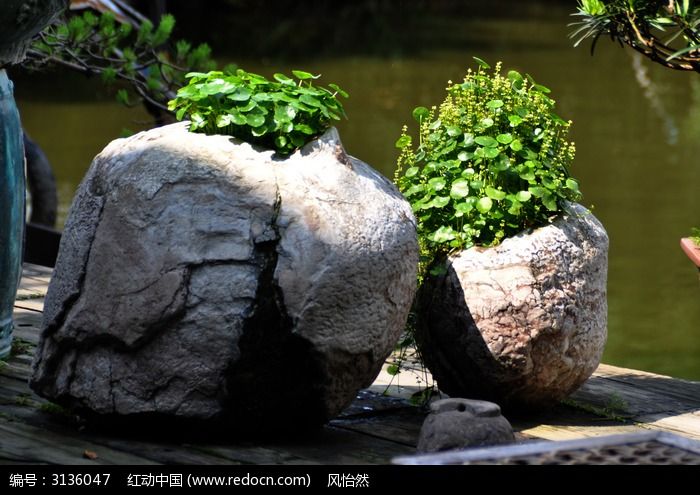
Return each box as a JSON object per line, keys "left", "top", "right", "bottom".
{"left": 30, "top": 189, "right": 107, "bottom": 398}
{"left": 221, "top": 168, "right": 326, "bottom": 430}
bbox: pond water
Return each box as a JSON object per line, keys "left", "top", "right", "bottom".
{"left": 12, "top": 3, "right": 700, "bottom": 379}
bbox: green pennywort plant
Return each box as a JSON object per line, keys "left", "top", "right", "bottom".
{"left": 395, "top": 58, "right": 581, "bottom": 260}
{"left": 168, "top": 69, "right": 348, "bottom": 155}
{"left": 691, "top": 227, "right": 700, "bottom": 246}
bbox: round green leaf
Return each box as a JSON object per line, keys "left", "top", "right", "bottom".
{"left": 431, "top": 226, "right": 456, "bottom": 243}
{"left": 200, "top": 79, "right": 235, "bottom": 95}
{"left": 454, "top": 201, "right": 473, "bottom": 217}
{"left": 510, "top": 139, "right": 523, "bottom": 151}
{"left": 475, "top": 136, "right": 498, "bottom": 147}
{"left": 491, "top": 155, "right": 509, "bottom": 170}
{"left": 190, "top": 112, "right": 205, "bottom": 128}
{"left": 245, "top": 113, "right": 265, "bottom": 127}
{"left": 228, "top": 87, "right": 252, "bottom": 101}
{"left": 497, "top": 133, "right": 513, "bottom": 144}
{"left": 516, "top": 190, "right": 532, "bottom": 202}
{"left": 485, "top": 186, "right": 506, "bottom": 200}
{"left": 519, "top": 170, "right": 536, "bottom": 181}
{"left": 404, "top": 166, "right": 419, "bottom": 178}
{"left": 450, "top": 179, "right": 470, "bottom": 198}
{"left": 483, "top": 147, "right": 500, "bottom": 159}
{"left": 299, "top": 94, "right": 322, "bottom": 107}
{"left": 528, "top": 186, "right": 546, "bottom": 198}
{"left": 295, "top": 124, "right": 316, "bottom": 135}
{"left": 412, "top": 106, "right": 430, "bottom": 122}
{"left": 228, "top": 110, "right": 246, "bottom": 125}
{"left": 216, "top": 114, "right": 232, "bottom": 128}
{"left": 404, "top": 183, "right": 424, "bottom": 196}
{"left": 507, "top": 70, "right": 524, "bottom": 89}
{"left": 476, "top": 197, "right": 493, "bottom": 213}
{"left": 431, "top": 195, "right": 450, "bottom": 208}
{"left": 473, "top": 56, "right": 491, "bottom": 69}
{"left": 457, "top": 151, "right": 472, "bottom": 162}
{"left": 328, "top": 83, "right": 349, "bottom": 98}
{"left": 507, "top": 200, "right": 522, "bottom": 215}
{"left": 251, "top": 126, "right": 268, "bottom": 137}
{"left": 542, "top": 193, "right": 558, "bottom": 211}
{"left": 480, "top": 117, "right": 494, "bottom": 128}
{"left": 566, "top": 178, "right": 580, "bottom": 193}
{"left": 428, "top": 177, "right": 447, "bottom": 191}
{"left": 292, "top": 69, "right": 319, "bottom": 80}
{"left": 508, "top": 115, "right": 523, "bottom": 127}
{"left": 395, "top": 135, "right": 412, "bottom": 149}
{"left": 446, "top": 126, "right": 462, "bottom": 137}
{"left": 280, "top": 121, "right": 293, "bottom": 133}
{"left": 273, "top": 73, "right": 295, "bottom": 85}
{"left": 274, "top": 135, "right": 288, "bottom": 149}
{"left": 237, "top": 100, "right": 257, "bottom": 112}
{"left": 487, "top": 99, "right": 504, "bottom": 110}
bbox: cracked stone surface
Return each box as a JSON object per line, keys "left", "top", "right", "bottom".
{"left": 30, "top": 123, "right": 418, "bottom": 429}
{"left": 416, "top": 203, "right": 608, "bottom": 410}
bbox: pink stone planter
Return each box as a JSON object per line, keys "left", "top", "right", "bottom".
{"left": 680, "top": 238, "right": 700, "bottom": 269}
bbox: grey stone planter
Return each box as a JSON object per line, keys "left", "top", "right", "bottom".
{"left": 416, "top": 203, "right": 608, "bottom": 410}
{"left": 30, "top": 124, "right": 419, "bottom": 431}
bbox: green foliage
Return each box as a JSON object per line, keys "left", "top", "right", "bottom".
{"left": 691, "top": 227, "right": 700, "bottom": 246}
{"left": 25, "top": 11, "right": 218, "bottom": 117}
{"left": 571, "top": 0, "right": 700, "bottom": 72}
{"left": 562, "top": 393, "right": 631, "bottom": 422}
{"left": 38, "top": 402, "right": 73, "bottom": 419}
{"left": 10, "top": 338, "right": 32, "bottom": 357}
{"left": 395, "top": 58, "right": 580, "bottom": 264}
{"left": 168, "top": 69, "right": 348, "bottom": 155}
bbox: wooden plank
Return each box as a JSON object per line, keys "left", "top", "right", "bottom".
{"left": 194, "top": 426, "right": 415, "bottom": 465}
{"left": 16, "top": 288, "right": 46, "bottom": 299}
{"left": 269, "top": 426, "right": 414, "bottom": 464}
{"left": 89, "top": 439, "right": 236, "bottom": 466}
{"left": 0, "top": 421, "right": 157, "bottom": 465}
{"left": 517, "top": 423, "right": 650, "bottom": 441}
{"left": 17, "top": 276, "right": 49, "bottom": 293}
{"left": 12, "top": 300, "right": 45, "bottom": 313}
{"left": 635, "top": 412, "right": 700, "bottom": 441}
{"left": 592, "top": 364, "right": 700, "bottom": 410}
{"left": 21, "top": 263, "right": 53, "bottom": 282}
{"left": 12, "top": 309, "right": 43, "bottom": 346}
{"left": 188, "top": 444, "right": 314, "bottom": 465}
{"left": 0, "top": 389, "right": 239, "bottom": 466}
{"left": 338, "top": 389, "right": 420, "bottom": 418}
{"left": 23, "top": 263, "right": 53, "bottom": 277}
{"left": 569, "top": 375, "right": 693, "bottom": 416}
{"left": 331, "top": 409, "right": 423, "bottom": 447}
{"left": 0, "top": 360, "right": 33, "bottom": 384}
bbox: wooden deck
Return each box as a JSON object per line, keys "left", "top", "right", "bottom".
{"left": 2, "top": 263, "right": 700, "bottom": 465}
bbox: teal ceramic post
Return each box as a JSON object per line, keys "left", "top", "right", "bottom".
{"left": 0, "top": 70, "right": 25, "bottom": 359}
